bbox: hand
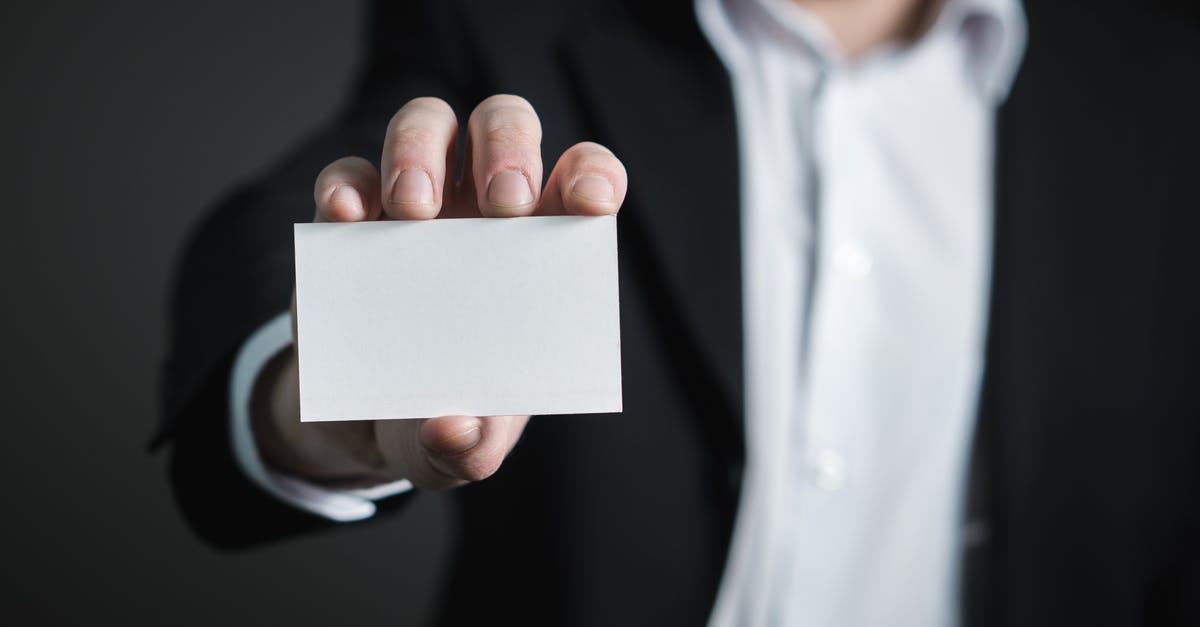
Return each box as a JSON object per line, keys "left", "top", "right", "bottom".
{"left": 251, "top": 95, "right": 628, "bottom": 490}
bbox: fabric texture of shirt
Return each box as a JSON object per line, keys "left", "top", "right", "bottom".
{"left": 229, "top": 0, "right": 1025, "bottom": 622}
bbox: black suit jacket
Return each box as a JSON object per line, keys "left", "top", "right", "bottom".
{"left": 159, "top": 1, "right": 1200, "bottom": 625}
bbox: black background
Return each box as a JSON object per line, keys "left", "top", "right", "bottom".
{"left": 1, "top": 2, "right": 447, "bottom": 624}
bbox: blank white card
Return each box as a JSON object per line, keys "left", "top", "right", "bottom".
{"left": 294, "top": 215, "right": 622, "bottom": 421}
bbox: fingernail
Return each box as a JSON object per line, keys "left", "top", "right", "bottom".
{"left": 487, "top": 169, "right": 533, "bottom": 208}
{"left": 329, "top": 185, "right": 364, "bottom": 219}
{"left": 392, "top": 168, "right": 434, "bottom": 206}
{"left": 430, "top": 420, "right": 482, "bottom": 455}
{"left": 570, "top": 175, "right": 614, "bottom": 202}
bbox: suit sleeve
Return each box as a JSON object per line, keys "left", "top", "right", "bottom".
{"left": 156, "top": 0, "right": 486, "bottom": 549}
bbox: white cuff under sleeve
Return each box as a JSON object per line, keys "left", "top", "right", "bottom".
{"left": 229, "top": 311, "right": 412, "bottom": 522}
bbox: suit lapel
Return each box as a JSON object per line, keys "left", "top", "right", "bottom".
{"left": 565, "top": 3, "right": 745, "bottom": 421}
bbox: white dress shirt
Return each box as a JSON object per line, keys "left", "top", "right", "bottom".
{"left": 229, "top": 0, "right": 1025, "bottom": 622}
{"left": 698, "top": 0, "right": 1024, "bottom": 625}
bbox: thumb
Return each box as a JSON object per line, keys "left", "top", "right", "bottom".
{"left": 374, "top": 414, "right": 529, "bottom": 490}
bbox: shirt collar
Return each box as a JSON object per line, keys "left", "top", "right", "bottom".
{"left": 714, "top": 0, "right": 1027, "bottom": 104}
{"left": 948, "top": 0, "right": 1027, "bottom": 103}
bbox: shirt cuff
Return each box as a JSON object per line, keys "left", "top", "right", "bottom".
{"left": 228, "top": 311, "right": 412, "bottom": 522}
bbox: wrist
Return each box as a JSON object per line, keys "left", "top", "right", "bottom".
{"left": 249, "top": 346, "right": 303, "bottom": 474}
{"left": 250, "top": 347, "right": 390, "bottom": 486}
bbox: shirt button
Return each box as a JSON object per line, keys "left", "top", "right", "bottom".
{"left": 809, "top": 450, "right": 848, "bottom": 491}
{"left": 832, "top": 240, "right": 873, "bottom": 278}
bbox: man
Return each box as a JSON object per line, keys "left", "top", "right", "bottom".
{"left": 159, "top": 0, "right": 1199, "bottom": 625}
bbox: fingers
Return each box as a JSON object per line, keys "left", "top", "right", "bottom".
{"left": 381, "top": 97, "right": 459, "bottom": 219}
{"left": 466, "top": 95, "right": 544, "bottom": 217}
{"left": 373, "top": 415, "right": 530, "bottom": 490}
{"left": 538, "top": 141, "right": 627, "bottom": 216}
{"left": 375, "top": 95, "right": 623, "bottom": 220}
{"left": 313, "top": 157, "right": 382, "bottom": 222}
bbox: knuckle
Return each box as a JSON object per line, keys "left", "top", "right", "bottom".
{"left": 482, "top": 123, "right": 540, "bottom": 147}
{"left": 386, "top": 125, "right": 440, "bottom": 150}
{"left": 471, "top": 96, "right": 542, "bottom": 147}
{"left": 386, "top": 99, "right": 455, "bottom": 145}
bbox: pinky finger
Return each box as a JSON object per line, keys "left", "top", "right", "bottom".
{"left": 537, "top": 141, "right": 627, "bottom": 216}
{"left": 314, "top": 156, "right": 383, "bottom": 222}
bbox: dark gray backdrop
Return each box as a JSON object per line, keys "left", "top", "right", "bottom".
{"left": 1, "top": 2, "right": 449, "bottom": 624}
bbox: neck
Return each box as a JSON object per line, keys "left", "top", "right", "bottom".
{"left": 791, "top": 0, "right": 938, "bottom": 58}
